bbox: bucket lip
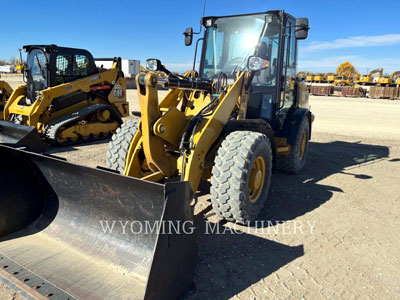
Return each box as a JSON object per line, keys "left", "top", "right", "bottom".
{"left": 0, "top": 144, "right": 167, "bottom": 187}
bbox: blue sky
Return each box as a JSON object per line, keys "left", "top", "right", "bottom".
{"left": 2, "top": 0, "right": 400, "bottom": 74}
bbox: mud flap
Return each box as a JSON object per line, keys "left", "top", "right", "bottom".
{"left": 0, "top": 120, "right": 46, "bottom": 152}
{"left": 0, "top": 145, "right": 197, "bottom": 300}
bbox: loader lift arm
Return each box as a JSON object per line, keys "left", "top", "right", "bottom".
{"left": 132, "top": 70, "right": 245, "bottom": 192}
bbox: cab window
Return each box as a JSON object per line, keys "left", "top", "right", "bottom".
{"left": 55, "top": 54, "right": 90, "bottom": 84}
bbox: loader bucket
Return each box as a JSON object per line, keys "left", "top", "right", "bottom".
{"left": 0, "top": 145, "right": 196, "bottom": 300}
{"left": 0, "top": 120, "right": 46, "bottom": 152}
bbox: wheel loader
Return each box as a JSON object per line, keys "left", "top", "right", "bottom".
{"left": 0, "top": 79, "right": 13, "bottom": 120}
{"left": 0, "top": 10, "right": 311, "bottom": 300}
{"left": 0, "top": 45, "right": 129, "bottom": 151}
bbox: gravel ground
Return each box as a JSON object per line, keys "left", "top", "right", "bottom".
{"left": 1, "top": 92, "right": 400, "bottom": 299}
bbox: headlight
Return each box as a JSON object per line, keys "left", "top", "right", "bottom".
{"left": 146, "top": 59, "right": 161, "bottom": 71}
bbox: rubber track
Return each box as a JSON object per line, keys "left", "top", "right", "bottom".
{"left": 44, "top": 104, "right": 121, "bottom": 146}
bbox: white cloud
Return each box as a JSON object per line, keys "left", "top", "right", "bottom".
{"left": 303, "top": 34, "right": 400, "bottom": 52}
{"left": 299, "top": 55, "right": 400, "bottom": 73}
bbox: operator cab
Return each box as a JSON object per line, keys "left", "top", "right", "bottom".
{"left": 192, "top": 10, "right": 309, "bottom": 130}
{"left": 24, "top": 45, "right": 98, "bottom": 102}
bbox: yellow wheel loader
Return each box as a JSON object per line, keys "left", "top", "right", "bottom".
{"left": 0, "top": 79, "right": 13, "bottom": 120}
{"left": 0, "top": 11, "right": 311, "bottom": 300}
{"left": 0, "top": 45, "right": 129, "bottom": 151}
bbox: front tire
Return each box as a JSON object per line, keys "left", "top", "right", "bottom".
{"left": 210, "top": 131, "right": 273, "bottom": 224}
{"left": 106, "top": 120, "right": 138, "bottom": 173}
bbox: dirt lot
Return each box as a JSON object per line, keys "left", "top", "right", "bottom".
{"left": 1, "top": 93, "right": 400, "bottom": 299}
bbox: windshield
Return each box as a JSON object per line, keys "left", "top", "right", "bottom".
{"left": 27, "top": 49, "right": 48, "bottom": 86}
{"left": 26, "top": 49, "right": 48, "bottom": 101}
{"left": 200, "top": 14, "right": 268, "bottom": 79}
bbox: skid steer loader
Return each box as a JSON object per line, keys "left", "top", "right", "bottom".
{"left": 0, "top": 79, "right": 13, "bottom": 120}
{"left": 0, "top": 10, "right": 310, "bottom": 300}
{"left": 0, "top": 45, "right": 129, "bottom": 152}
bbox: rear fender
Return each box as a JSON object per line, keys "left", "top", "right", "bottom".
{"left": 281, "top": 108, "right": 312, "bottom": 146}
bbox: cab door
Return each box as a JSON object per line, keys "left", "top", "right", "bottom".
{"left": 278, "top": 17, "right": 297, "bottom": 124}
{"left": 246, "top": 14, "right": 281, "bottom": 128}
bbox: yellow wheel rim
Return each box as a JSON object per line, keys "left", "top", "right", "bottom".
{"left": 248, "top": 156, "right": 266, "bottom": 203}
{"left": 299, "top": 131, "right": 307, "bottom": 160}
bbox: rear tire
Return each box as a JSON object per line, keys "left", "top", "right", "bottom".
{"left": 106, "top": 120, "right": 138, "bottom": 173}
{"left": 276, "top": 117, "right": 310, "bottom": 174}
{"left": 210, "top": 131, "right": 272, "bottom": 224}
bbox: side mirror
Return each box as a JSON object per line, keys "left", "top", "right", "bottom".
{"left": 247, "top": 56, "right": 270, "bottom": 71}
{"left": 183, "top": 27, "right": 193, "bottom": 46}
{"left": 295, "top": 18, "right": 309, "bottom": 40}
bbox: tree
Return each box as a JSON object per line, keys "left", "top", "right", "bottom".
{"left": 336, "top": 62, "right": 358, "bottom": 77}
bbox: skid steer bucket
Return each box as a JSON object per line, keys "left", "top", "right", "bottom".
{"left": 0, "top": 120, "right": 46, "bottom": 152}
{"left": 0, "top": 145, "right": 196, "bottom": 300}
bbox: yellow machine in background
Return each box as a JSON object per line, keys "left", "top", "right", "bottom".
{"left": 357, "top": 68, "right": 382, "bottom": 85}
{"left": 378, "top": 70, "right": 400, "bottom": 86}
{"left": 0, "top": 45, "right": 129, "bottom": 151}
{"left": 334, "top": 76, "right": 353, "bottom": 86}
{"left": 313, "top": 73, "right": 326, "bottom": 83}
{"left": 0, "top": 11, "right": 311, "bottom": 300}
{"left": 14, "top": 49, "right": 25, "bottom": 73}
{"left": 326, "top": 73, "right": 336, "bottom": 83}
{"left": 306, "top": 73, "right": 314, "bottom": 82}
{"left": 394, "top": 72, "right": 400, "bottom": 86}
{"left": 335, "top": 62, "right": 357, "bottom": 86}
{"left": 0, "top": 79, "right": 13, "bottom": 120}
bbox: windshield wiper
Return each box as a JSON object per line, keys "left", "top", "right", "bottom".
{"left": 35, "top": 55, "right": 46, "bottom": 78}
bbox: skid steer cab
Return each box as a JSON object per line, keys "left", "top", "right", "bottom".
{"left": 0, "top": 44, "right": 129, "bottom": 151}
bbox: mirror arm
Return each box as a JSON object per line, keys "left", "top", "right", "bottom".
{"left": 192, "top": 38, "right": 204, "bottom": 71}
{"left": 160, "top": 64, "right": 172, "bottom": 76}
